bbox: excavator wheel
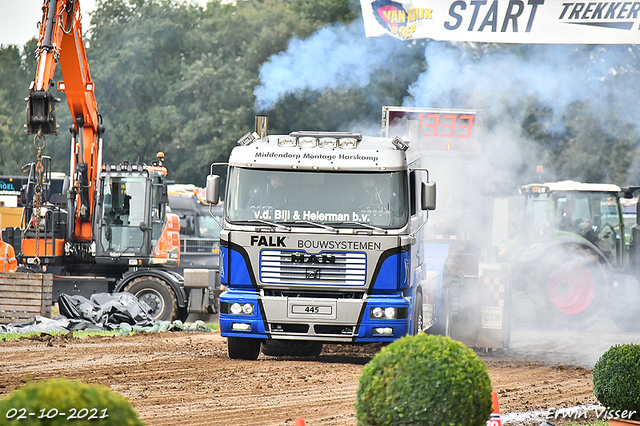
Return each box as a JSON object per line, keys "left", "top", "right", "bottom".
{"left": 123, "top": 276, "right": 178, "bottom": 321}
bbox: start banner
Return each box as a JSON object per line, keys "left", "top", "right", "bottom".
{"left": 360, "top": 0, "right": 640, "bottom": 44}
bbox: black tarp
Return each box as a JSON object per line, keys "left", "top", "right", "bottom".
{"left": 0, "top": 292, "right": 155, "bottom": 334}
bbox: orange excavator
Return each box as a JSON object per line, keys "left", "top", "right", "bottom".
{"left": 8, "top": 0, "right": 194, "bottom": 321}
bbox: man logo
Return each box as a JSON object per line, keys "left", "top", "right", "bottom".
{"left": 306, "top": 268, "right": 321, "bottom": 279}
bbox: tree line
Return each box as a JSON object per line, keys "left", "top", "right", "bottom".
{"left": 0, "top": 0, "right": 638, "bottom": 190}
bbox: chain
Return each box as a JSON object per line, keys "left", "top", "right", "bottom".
{"left": 33, "top": 131, "right": 47, "bottom": 266}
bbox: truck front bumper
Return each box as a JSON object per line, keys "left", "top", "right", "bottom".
{"left": 219, "top": 290, "right": 410, "bottom": 342}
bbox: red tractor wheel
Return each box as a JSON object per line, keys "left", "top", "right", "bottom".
{"left": 546, "top": 260, "right": 596, "bottom": 315}
{"left": 542, "top": 250, "right": 604, "bottom": 322}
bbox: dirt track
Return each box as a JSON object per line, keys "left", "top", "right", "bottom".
{"left": 2, "top": 324, "right": 624, "bottom": 426}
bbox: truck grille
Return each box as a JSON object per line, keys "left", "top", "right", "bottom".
{"left": 260, "top": 249, "right": 366, "bottom": 286}
{"left": 180, "top": 238, "right": 217, "bottom": 254}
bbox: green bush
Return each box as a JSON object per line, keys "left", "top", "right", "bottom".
{"left": 355, "top": 334, "right": 493, "bottom": 426}
{"left": 0, "top": 378, "right": 145, "bottom": 426}
{"left": 593, "top": 343, "right": 640, "bottom": 421}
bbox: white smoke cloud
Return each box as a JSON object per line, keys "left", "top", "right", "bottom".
{"left": 254, "top": 20, "right": 408, "bottom": 112}
{"left": 255, "top": 17, "right": 640, "bottom": 135}
{"left": 406, "top": 43, "right": 640, "bottom": 128}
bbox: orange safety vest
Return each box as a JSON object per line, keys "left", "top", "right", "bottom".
{"left": 0, "top": 241, "right": 17, "bottom": 273}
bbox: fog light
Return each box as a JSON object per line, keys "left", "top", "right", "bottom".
{"left": 298, "top": 136, "right": 317, "bottom": 148}
{"left": 318, "top": 137, "right": 337, "bottom": 149}
{"left": 373, "top": 327, "right": 393, "bottom": 335}
{"left": 232, "top": 323, "right": 251, "bottom": 331}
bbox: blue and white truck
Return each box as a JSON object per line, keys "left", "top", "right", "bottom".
{"left": 205, "top": 115, "right": 440, "bottom": 359}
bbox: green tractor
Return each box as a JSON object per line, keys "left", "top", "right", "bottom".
{"left": 506, "top": 180, "right": 640, "bottom": 329}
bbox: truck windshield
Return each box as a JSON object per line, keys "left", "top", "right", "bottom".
{"left": 226, "top": 168, "right": 408, "bottom": 228}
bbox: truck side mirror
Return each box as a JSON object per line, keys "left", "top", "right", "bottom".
{"left": 155, "top": 183, "right": 168, "bottom": 204}
{"left": 206, "top": 175, "right": 220, "bottom": 205}
{"left": 421, "top": 182, "right": 436, "bottom": 211}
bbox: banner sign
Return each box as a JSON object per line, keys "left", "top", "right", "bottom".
{"left": 360, "top": 0, "right": 640, "bottom": 44}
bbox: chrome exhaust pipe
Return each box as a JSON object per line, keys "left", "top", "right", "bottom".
{"left": 255, "top": 114, "right": 268, "bottom": 138}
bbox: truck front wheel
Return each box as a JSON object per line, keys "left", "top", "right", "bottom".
{"left": 123, "top": 277, "right": 178, "bottom": 321}
{"left": 228, "top": 337, "right": 262, "bottom": 360}
{"left": 261, "top": 340, "right": 323, "bottom": 357}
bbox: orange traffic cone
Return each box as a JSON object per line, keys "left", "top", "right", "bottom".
{"left": 485, "top": 391, "right": 502, "bottom": 426}
{"left": 294, "top": 419, "right": 306, "bottom": 426}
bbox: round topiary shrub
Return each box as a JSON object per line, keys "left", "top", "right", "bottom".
{"left": 355, "top": 334, "right": 493, "bottom": 426}
{"left": 593, "top": 343, "right": 640, "bottom": 421}
{"left": 0, "top": 378, "right": 145, "bottom": 426}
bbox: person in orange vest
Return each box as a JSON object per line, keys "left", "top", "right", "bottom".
{"left": 0, "top": 232, "right": 17, "bottom": 273}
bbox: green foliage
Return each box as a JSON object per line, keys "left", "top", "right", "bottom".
{"left": 355, "top": 334, "right": 493, "bottom": 426}
{"left": 0, "top": 43, "right": 36, "bottom": 175}
{"left": 593, "top": 343, "right": 640, "bottom": 420}
{"left": 0, "top": 378, "right": 145, "bottom": 426}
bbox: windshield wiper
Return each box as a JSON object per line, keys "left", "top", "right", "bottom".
{"left": 293, "top": 220, "right": 337, "bottom": 232}
{"left": 343, "top": 221, "right": 387, "bottom": 233}
{"left": 244, "top": 219, "right": 291, "bottom": 231}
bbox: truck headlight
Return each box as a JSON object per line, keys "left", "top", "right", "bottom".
{"left": 228, "top": 302, "right": 254, "bottom": 315}
{"left": 384, "top": 307, "right": 397, "bottom": 319}
{"left": 370, "top": 307, "right": 397, "bottom": 319}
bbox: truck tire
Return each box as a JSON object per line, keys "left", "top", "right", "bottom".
{"left": 427, "top": 287, "right": 451, "bottom": 337}
{"left": 123, "top": 276, "right": 178, "bottom": 321}
{"left": 261, "top": 340, "right": 323, "bottom": 357}
{"left": 541, "top": 249, "right": 605, "bottom": 324}
{"left": 606, "top": 274, "right": 640, "bottom": 332}
{"left": 228, "top": 337, "right": 262, "bottom": 360}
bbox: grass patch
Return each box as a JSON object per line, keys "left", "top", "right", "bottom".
{"left": 0, "top": 320, "right": 219, "bottom": 342}
{"left": 0, "top": 329, "right": 120, "bottom": 342}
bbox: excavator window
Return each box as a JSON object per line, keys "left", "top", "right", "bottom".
{"left": 151, "top": 176, "right": 167, "bottom": 244}
{"left": 99, "top": 175, "right": 146, "bottom": 253}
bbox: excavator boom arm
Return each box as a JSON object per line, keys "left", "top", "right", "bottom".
{"left": 26, "top": 0, "right": 102, "bottom": 241}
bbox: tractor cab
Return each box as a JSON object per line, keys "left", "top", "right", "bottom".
{"left": 518, "top": 181, "right": 624, "bottom": 268}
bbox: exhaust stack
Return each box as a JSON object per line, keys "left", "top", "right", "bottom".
{"left": 255, "top": 114, "right": 268, "bottom": 138}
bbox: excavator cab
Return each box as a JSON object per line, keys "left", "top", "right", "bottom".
{"left": 94, "top": 159, "right": 180, "bottom": 267}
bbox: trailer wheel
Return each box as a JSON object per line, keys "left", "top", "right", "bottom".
{"left": 123, "top": 276, "right": 178, "bottom": 321}
{"left": 541, "top": 250, "right": 605, "bottom": 323}
{"left": 261, "top": 340, "right": 323, "bottom": 357}
{"left": 228, "top": 337, "right": 261, "bottom": 360}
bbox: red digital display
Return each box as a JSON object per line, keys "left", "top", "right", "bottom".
{"left": 385, "top": 108, "right": 480, "bottom": 153}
